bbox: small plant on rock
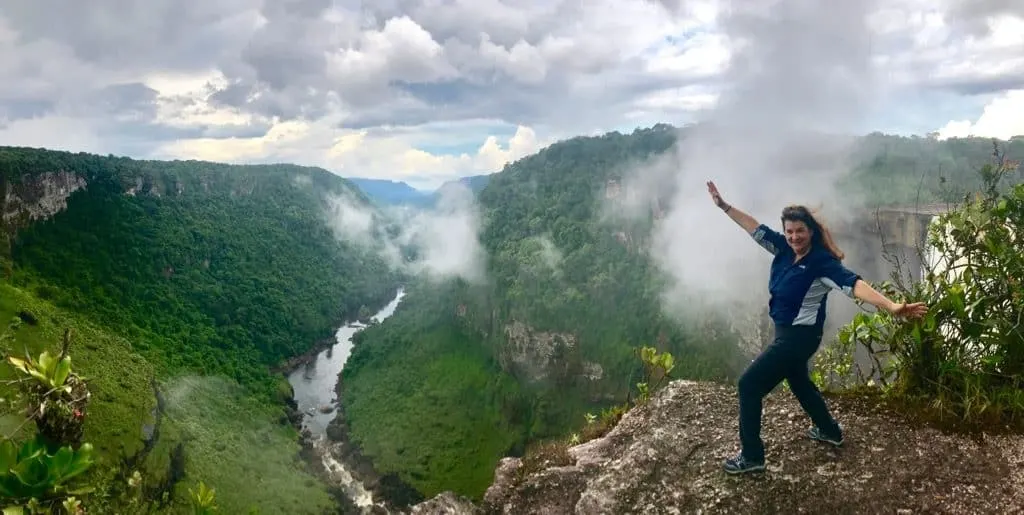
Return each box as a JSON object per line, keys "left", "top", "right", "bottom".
{"left": 633, "top": 345, "right": 675, "bottom": 404}
{"left": 6, "top": 330, "right": 90, "bottom": 447}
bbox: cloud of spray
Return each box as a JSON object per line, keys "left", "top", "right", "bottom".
{"left": 518, "top": 233, "right": 564, "bottom": 277}
{"left": 324, "top": 193, "right": 378, "bottom": 247}
{"left": 617, "top": 0, "right": 882, "bottom": 324}
{"left": 391, "top": 182, "right": 488, "bottom": 284}
{"left": 322, "top": 180, "right": 489, "bottom": 285}
{"left": 292, "top": 174, "right": 313, "bottom": 187}
{"left": 532, "top": 234, "right": 564, "bottom": 274}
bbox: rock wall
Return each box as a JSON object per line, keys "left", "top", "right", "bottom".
{"left": 2, "top": 171, "right": 87, "bottom": 227}
{"left": 500, "top": 320, "right": 603, "bottom": 384}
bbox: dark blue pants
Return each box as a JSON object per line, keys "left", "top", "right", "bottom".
{"left": 738, "top": 324, "right": 842, "bottom": 462}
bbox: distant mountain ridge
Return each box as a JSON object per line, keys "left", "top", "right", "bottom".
{"left": 346, "top": 178, "right": 431, "bottom": 205}
{"left": 347, "top": 174, "right": 491, "bottom": 207}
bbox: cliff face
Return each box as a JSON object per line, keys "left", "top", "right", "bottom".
{"left": 409, "top": 380, "right": 1024, "bottom": 514}
{"left": 500, "top": 320, "right": 604, "bottom": 384}
{"left": 2, "top": 170, "right": 87, "bottom": 227}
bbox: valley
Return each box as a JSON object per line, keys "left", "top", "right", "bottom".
{"left": 0, "top": 148, "right": 402, "bottom": 513}
{"left": 335, "top": 127, "right": 1024, "bottom": 506}
{"left": 0, "top": 127, "right": 1021, "bottom": 513}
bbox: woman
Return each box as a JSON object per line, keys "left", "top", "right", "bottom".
{"left": 706, "top": 181, "right": 927, "bottom": 475}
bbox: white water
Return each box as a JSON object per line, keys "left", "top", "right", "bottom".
{"left": 287, "top": 288, "right": 405, "bottom": 509}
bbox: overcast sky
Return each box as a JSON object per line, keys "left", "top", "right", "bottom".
{"left": 0, "top": 0, "right": 1021, "bottom": 190}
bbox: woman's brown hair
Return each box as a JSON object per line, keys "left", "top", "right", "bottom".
{"left": 781, "top": 205, "right": 845, "bottom": 260}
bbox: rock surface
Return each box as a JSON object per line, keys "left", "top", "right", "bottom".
{"left": 410, "top": 380, "right": 1024, "bottom": 514}
{"left": 2, "top": 170, "right": 87, "bottom": 225}
{"left": 408, "top": 492, "right": 480, "bottom": 515}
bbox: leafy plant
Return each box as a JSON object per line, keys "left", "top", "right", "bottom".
{"left": 633, "top": 345, "right": 675, "bottom": 404}
{"left": 0, "top": 434, "right": 94, "bottom": 508}
{"left": 4, "top": 331, "right": 89, "bottom": 447}
{"left": 7, "top": 351, "right": 72, "bottom": 394}
{"left": 813, "top": 310, "right": 889, "bottom": 392}
{"left": 826, "top": 143, "right": 1024, "bottom": 426}
{"left": 189, "top": 481, "right": 218, "bottom": 514}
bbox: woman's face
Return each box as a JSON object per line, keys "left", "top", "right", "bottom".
{"left": 783, "top": 220, "right": 813, "bottom": 255}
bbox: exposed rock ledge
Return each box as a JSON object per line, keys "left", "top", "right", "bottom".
{"left": 409, "top": 380, "right": 1024, "bottom": 514}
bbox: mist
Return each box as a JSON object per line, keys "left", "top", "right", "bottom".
{"left": 616, "top": 0, "right": 882, "bottom": 326}
{"left": 322, "top": 180, "right": 489, "bottom": 285}
{"left": 390, "top": 182, "right": 489, "bottom": 284}
{"left": 324, "top": 192, "right": 378, "bottom": 248}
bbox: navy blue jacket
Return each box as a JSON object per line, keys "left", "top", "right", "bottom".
{"left": 751, "top": 224, "right": 861, "bottom": 328}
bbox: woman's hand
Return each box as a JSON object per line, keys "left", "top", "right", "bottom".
{"left": 708, "top": 180, "right": 759, "bottom": 233}
{"left": 888, "top": 301, "right": 928, "bottom": 319}
{"left": 853, "top": 280, "right": 929, "bottom": 320}
{"left": 707, "top": 181, "right": 728, "bottom": 210}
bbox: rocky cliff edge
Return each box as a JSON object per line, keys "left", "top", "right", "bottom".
{"left": 409, "top": 380, "right": 1024, "bottom": 514}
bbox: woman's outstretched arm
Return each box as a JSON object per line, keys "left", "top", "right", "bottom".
{"left": 707, "top": 181, "right": 759, "bottom": 234}
{"left": 853, "top": 279, "right": 929, "bottom": 318}
{"left": 708, "top": 180, "right": 788, "bottom": 255}
{"left": 819, "top": 258, "right": 929, "bottom": 319}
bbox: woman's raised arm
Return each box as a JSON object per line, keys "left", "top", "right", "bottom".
{"left": 707, "top": 180, "right": 761, "bottom": 235}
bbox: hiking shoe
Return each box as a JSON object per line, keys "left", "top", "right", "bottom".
{"left": 723, "top": 454, "right": 766, "bottom": 475}
{"left": 807, "top": 426, "right": 844, "bottom": 447}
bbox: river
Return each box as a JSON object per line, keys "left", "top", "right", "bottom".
{"left": 289, "top": 288, "right": 405, "bottom": 435}
{"left": 286, "top": 288, "right": 405, "bottom": 508}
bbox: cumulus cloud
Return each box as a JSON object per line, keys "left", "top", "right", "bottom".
{"left": 0, "top": 0, "right": 1021, "bottom": 187}
{"left": 0, "top": 0, "right": 727, "bottom": 185}
{"left": 868, "top": 1, "right": 1024, "bottom": 97}
{"left": 935, "top": 89, "right": 1024, "bottom": 139}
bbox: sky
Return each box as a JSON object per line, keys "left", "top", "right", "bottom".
{"left": 0, "top": 0, "right": 1022, "bottom": 190}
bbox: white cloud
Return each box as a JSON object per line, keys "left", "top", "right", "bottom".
{"left": 936, "top": 89, "right": 1024, "bottom": 139}
{"left": 156, "top": 114, "right": 545, "bottom": 190}
{"left": 327, "top": 16, "right": 457, "bottom": 93}
{"left": 0, "top": 0, "right": 1021, "bottom": 187}
{"left": 643, "top": 31, "right": 731, "bottom": 78}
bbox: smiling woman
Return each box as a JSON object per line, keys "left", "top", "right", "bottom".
{"left": 705, "top": 180, "right": 928, "bottom": 475}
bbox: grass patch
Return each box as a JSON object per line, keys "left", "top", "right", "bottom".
{"left": 142, "top": 376, "right": 335, "bottom": 515}
{"left": 514, "top": 440, "right": 573, "bottom": 484}
{"left": 342, "top": 324, "right": 525, "bottom": 500}
{"left": 825, "top": 387, "right": 1024, "bottom": 437}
